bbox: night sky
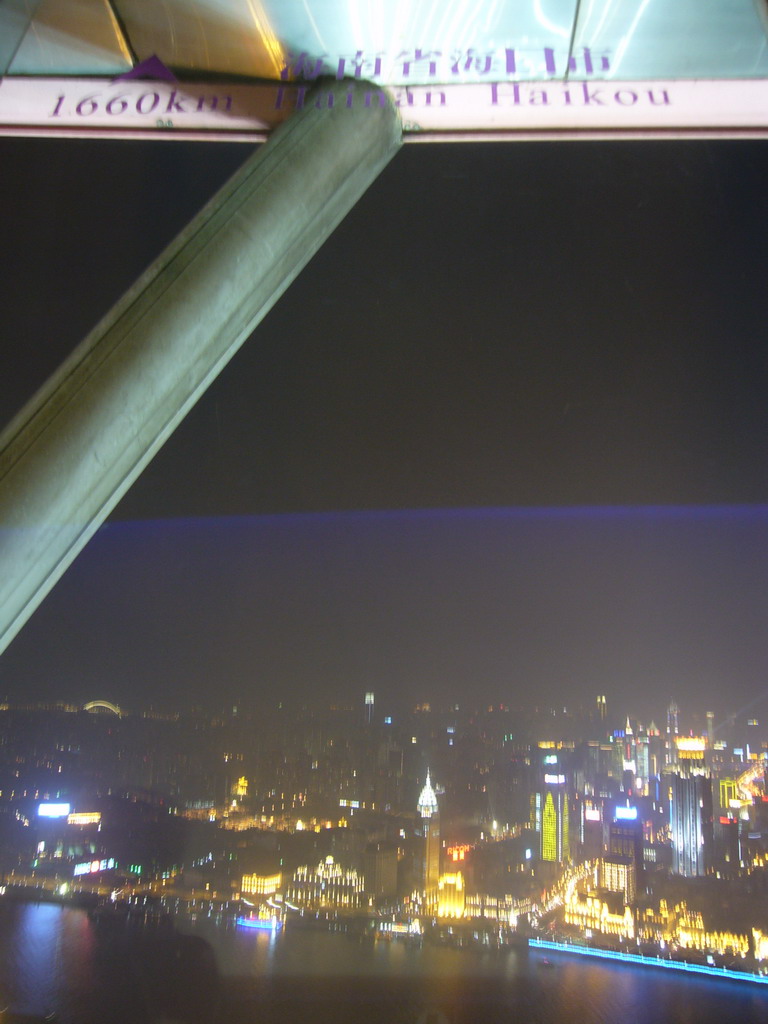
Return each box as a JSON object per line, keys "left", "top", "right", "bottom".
{"left": 1, "top": 136, "right": 767, "bottom": 721}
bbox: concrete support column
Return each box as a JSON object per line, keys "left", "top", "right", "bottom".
{"left": 0, "top": 80, "right": 401, "bottom": 656}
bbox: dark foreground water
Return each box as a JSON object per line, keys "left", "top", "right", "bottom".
{"left": 1, "top": 901, "right": 767, "bottom": 1024}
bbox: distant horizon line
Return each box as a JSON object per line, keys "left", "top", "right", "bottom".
{"left": 102, "top": 503, "right": 768, "bottom": 528}
{"left": 1, "top": 694, "right": 757, "bottom": 726}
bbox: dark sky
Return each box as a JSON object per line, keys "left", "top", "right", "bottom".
{"left": 1, "top": 136, "right": 767, "bottom": 722}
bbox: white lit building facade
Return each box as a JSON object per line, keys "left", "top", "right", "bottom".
{"left": 286, "top": 855, "right": 366, "bottom": 910}
{"left": 418, "top": 770, "right": 440, "bottom": 896}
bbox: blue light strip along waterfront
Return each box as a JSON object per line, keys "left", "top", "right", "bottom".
{"left": 530, "top": 940, "right": 768, "bottom": 985}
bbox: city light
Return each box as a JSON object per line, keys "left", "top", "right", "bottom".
{"left": 67, "top": 811, "right": 101, "bottom": 825}
{"left": 447, "top": 845, "right": 469, "bottom": 862}
{"left": 73, "top": 857, "right": 116, "bottom": 876}
{"left": 236, "top": 916, "right": 281, "bottom": 931}
{"left": 530, "top": 940, "right": 768, "bottom": 985}
{"left": 676, "top": 737, "right": 707, "bottom": 753}
{"left": 37, "top": 803, "right": 71, "bottom": 818}
{"left": 4, "top": 693, "right": 768, "bottom": 987}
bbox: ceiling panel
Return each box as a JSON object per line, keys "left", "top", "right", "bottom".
{"left": 8, "top": 0, "right": 132, "bottom": 75}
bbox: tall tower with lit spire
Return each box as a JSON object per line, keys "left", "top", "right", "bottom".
{"left": 596, "top": 694, "right": 607, "bottom": 730}
{"left": 418, "top": 770, "right": 440, "bottom": 896}
{"left": 666, "top": 700, "right": 680, "bottom": 766}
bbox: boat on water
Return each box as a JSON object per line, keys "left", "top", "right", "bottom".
{"left": 236, "top": 914, "right": 282, "bottom": 931}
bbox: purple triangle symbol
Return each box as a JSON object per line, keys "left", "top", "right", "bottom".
{"left": 114, "top": 55, "right": 177, "bottom": 83}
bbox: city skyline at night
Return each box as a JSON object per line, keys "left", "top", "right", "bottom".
{"left": 2, "top": 5, "right": 768, "bottom": 1021}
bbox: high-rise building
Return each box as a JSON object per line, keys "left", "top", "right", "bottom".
{"left": 675, "top": 736, "right": 707, "bottom": 772}
{"left": 635, "top": 729, "right": 650, "bottom": 794}
{"left": 669, "top": 774, "right": 713, "bottom": 876}
{"left": 718, "top": 778, "right": 738, "bottom": 812}
{"left": 606, "top": 805, "right": 643, "bottom": 886}
{"left": 437, "top": 872, "right": 465, "bottom": 918}
{"left": 600, "top": 855, "right": 636, "bottom": 904}
{"left": 668, "top": 740, "right": 713, "bottom": 878}
{"left": 418, "top": 770, "right": 440, "bottom": 895}
{"left": 746, "top": 718, "right": 761, "bottom": 760}
{"left": 706, "top": 711, "right": 715, "bottom": 750}
{"left": 364, "top": 691, "right": 375, "bottom": 726}
{"left": 364, "top": 841, "right": 398, "bottom": 901}
{"left": 531, "top": 753, "right": 570, "bottom": 864}
{"left": 596, "top": 695, "right": 607, "bottom": 726}
{"left": 580, "top": 801, "right": 603, "bottom": 860}
{"left": 714, "top": 816, "right": 741, "bottom": 875}
{"left": 621, "top": 716, "right": 637, "bottom": 793}
{"left": 666, "top": 700, "right": 680, "bottom": 766}
{"left": 541, "top": 783, "right": 569, "bottom": 864}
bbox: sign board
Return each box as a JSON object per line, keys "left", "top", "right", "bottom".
{"left": 38, "top": 802, "right": 71, "bottom": 817}
{"left": 2, "top": 76, "right": 767, "bottom": 141}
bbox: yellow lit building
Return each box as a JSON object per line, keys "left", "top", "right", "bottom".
{"left": 241, "top": 872, "right": 282, "bottom": 897}
{"left": 418, "top": 771, "right": 440, "bottom": 896}
{"left": 67, "top": 811, "right": 101, "bottom": 825}
{"left": 541, "top": 787, "right": 569, "bottom": 864}
{"left": 564, "top": 890, "right": 635, "bottom": 940}
{"left": 600, "top": 856, "right": 636, "bottom": 905}
{"left": 437, "top": 872, "right": 465, "bottom": 919}
{"left": 464, "top": 892, "right": 524, "bottom": 925}
{"left": 752, "top": 929, "right": 768, "bottom": 962}
{"left": 675, "top": 906, "right": 749, "bottom": 957}
{"left": 542, "top": 792, "right": 557, "bottom": 861}
{"left": 286, "top": 855, "right": 365, "bottom": 910}
{"left": 719, "top": 779, "right": 738, "bottom": 809}
{"left": 637, "top": 899, "right": 750, "bottom": 956}
{"left": 676, "top": 736, "right": 707, "bottom": 760}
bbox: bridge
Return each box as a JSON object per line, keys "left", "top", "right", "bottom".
{"left": 82, "top": 700, "right": 123, "bottom": 717}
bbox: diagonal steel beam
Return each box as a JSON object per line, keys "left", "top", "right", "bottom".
{"left": 0, "top": 79, "right": 401, "bottom": 656}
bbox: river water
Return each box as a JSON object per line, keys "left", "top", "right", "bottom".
{"left": 1, "top": 901, "right": 767, "bottom": 1024}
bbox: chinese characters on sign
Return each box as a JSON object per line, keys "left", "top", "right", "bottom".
{"left": 279, "top": 47, "right": 612, "bottom": 83}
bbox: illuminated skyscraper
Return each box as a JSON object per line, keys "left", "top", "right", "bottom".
{"left": 666, "top": 700, "right": 680, "bottom": 766}
{"left": 669, "top": 738, "right": 713, "bottom": 877}
{"left": 635, "top": 728, "right": 650, "bottom": 793}
{"left": 669, "top": 774, "right": 713, "bottom": 877}
{"left": 596, "top": 695, "right": 607, "bottom": 725}
{"left": 418, "top": 770, "right": 440, "bottom": 894}
{"left": 746, "top": 718, "right": 761, "bottom": 760}
{"left": 606, "top": 805, "right": 643, "bottom": 887}
{"left": 542, "top": 791, "right": 557, "bottom": 861}
{"left": 600, "top": 856, "right": 636, "bottom": 904}
{"left": 706, "top": 711, "right": 715, "bottom": 750}
{"left": 541, "top": 784, "right": 569, "bottom": 864}
{"left": 364, "top": 691, "right": 375, "bottom": 726}
{"left": 621, "top": 716, "right": 637, "bottom": 793}
{"left": 719, "top": 778, "right": 738, "bottom": 811}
